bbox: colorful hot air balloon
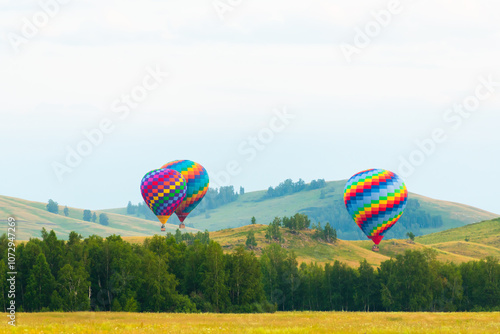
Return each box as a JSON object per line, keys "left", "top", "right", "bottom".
{"left": 161, "top": 160, "right": 209, "bottom": 228}
{"left": 343, "top": 169, "right": 408, "bottom": 246}
{"left": 140, "top": 168, "right": 187, "bottom": 231}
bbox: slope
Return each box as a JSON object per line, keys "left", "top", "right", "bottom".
{"left": 417, "top": 218, "right": 500, "bottom": 247}
{"left": 0, "top": 195, "right": 198, "bottom": 240}
{"left": 123, "top": 224, "right": 495, "bottom": 268}
{"left": 110, "top": 180, "right": 497, "bottom": 240}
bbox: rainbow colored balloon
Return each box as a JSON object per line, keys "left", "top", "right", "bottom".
{"left": 343, "top": 169, "right": 408, "bottom": 245}
{"left": 140, "top": 168, "right": 187, "bottom": 228}
{"left": 161, "top": 160, "right": 209, "bottom": 222}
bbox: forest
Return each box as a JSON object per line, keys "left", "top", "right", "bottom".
{"left": 1, "top": 229, "right": 499, "bottom": 313}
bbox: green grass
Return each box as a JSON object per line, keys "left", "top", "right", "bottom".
{"left": 417, "top": 218, "right": 500, "bottom": 246}
{"left": 4, "top": 311, "right": 500, "bottom": 334}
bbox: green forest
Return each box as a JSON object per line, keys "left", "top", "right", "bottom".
{"left": 1, "top": 229, "right": 500, "bottom": 313}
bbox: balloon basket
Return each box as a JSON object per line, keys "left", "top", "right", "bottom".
{"left": 161, "top": 224, "right": 166, "bottom": 232}
{"left": 179, "top": 223, "right": 185, "bottom": 229}
{"left": 371, "top": 245, "right": 379, "bottom": 252}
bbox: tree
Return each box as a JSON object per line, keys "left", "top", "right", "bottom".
{"left": 406, "top": 232, "right": 415, "bottom": 242}
{"left": 41, "top": 228, "right": 65, "bottom": 278}
{"left": 126, "top": 201, "right": 136, "bottom": 214}
{"left": 356, "top": 259, "right": 378, "bottom": 311}
{"left": 63, "top": 206, "right": 69, "bottom": 217}
{"left": 46, "top": 199, "right": 59, "bottom": 214}
{"left": 91, "top": 212, "right": 97, "bottom": 223}
{"left": 203, "top": 241, "right": 229, "bottom": 311}
{"left": 246, "top": 230, "right": 257, "bottom": 249}
{"left": 227, "top": 246, "right": 265, "bottom": 308}
{"left": 240, "top": 186, "right": 245, "bottom": 195}
{"left": 282, "top": 213, "right": 311, "bottom": 232}
{"left": 323, "top": 222, "right": 337, "bottom": 243}
{"left": 265, "top": 217, "right": 283, "bottom": 243}
{"left": 99, "top": 213, "right": 109, "bottom": 226}
{"left": 25, "top": 253, "right": 56, "bottom": 311}
{"left": 83, "top": 210, "right": 91, "bottom": 222}
{"left": 378, "top": 250, "right": 433, "bottom": 311}
{"left": 251, "top": 216, "right": 256, "bottom": 225}
{"left": 58, "top": 263, "right": 90, "bottom": 311}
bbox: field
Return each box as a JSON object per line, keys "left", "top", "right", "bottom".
{"left": 2, "top": 312, "right": 500, "bottom": 333}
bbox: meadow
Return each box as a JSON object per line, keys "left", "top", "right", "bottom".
{"left": 2, "top": 312, "right": 500, "bottom": 333}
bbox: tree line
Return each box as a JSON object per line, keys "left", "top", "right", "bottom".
{"left": 264, "top": 178, "right": 326, "bottom": 199}
{"left": 1, "top": 229, "right": 499, "bottom": 313}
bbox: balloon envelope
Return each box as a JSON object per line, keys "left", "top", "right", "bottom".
{"left": 161, "top": 160, "right": 209, "bottom": 222}
{"left": 140, "top": 168, "right": 187, "bottom": 226}
{"left": 343, "top": 169, "right": 408, "bottom": 245}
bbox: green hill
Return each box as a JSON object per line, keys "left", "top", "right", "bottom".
{"left": 108, "top": 180, "right": 498, "bottom": 240}
{"left": 0, "top": 195, "right": 198, "bottom": 240}
{"left": 417, "top": 217, "right": 500, "bottom": 247}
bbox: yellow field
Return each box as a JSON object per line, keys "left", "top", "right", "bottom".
{"left": 2, "top": 312, "right": 500, "bottom": 333}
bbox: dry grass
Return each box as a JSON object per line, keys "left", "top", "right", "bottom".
{"left": 2, "top": 312, "right": 500, "bottom": 333}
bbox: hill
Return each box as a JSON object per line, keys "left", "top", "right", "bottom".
{"left": 108, "top": 180, "right": 498, "bottom": 240}
{"left": 123, "top": 223, "right": 500, "bottom": 268}
{"left": 0, "top": 195, "right": 198, "bottom": 240}
{"left": 417, "top": 217, "right": 500, "bottom": 247}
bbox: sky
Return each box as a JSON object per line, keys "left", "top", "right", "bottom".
{"left": 1, "top": 0, "right": 499, "bottom": 214}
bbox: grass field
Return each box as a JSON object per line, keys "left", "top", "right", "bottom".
{"left": 417, "top": 218, "right": 500, "bottom": 248}
{"left": 2, "top": 312, "right": 500, "bottom": 333}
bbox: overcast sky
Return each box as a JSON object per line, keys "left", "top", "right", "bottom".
{"left": 1, "top": 0, "right": 499, "bottom": 214}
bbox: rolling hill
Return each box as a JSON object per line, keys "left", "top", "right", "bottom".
{"left": 107, "top": 180, "right": 498, "bottom": 240}
{"left": 417, "top": 217, "right": 500, "bottom": 247}
{"left": 0, "top": 195, "right": 198, "bottom": 240}
{"left": 122, "top": 221, "right": 500, "bottom": 268}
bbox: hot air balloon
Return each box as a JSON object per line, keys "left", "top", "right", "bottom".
{"left": 140, "top": 168, "right": 187, "bottom": 231}
{"left": 343, "top": 169, "right": 408, "bottom": 251}
{"left": 161, "top": 160, "right": 209, "bottom": 229}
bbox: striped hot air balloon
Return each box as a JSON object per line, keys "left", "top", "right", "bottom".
{"left": 140, "top": 168, "right": 187, "bottom": 231}
{"left": 343, "top": 169, "right": 408, "bottom": 245}
{"left": 161, "top": 160, "right": 209, "bottom": 228}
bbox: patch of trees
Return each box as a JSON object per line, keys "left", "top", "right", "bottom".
{"left": 246, "top": 230, "right": 257, "bottom": 249}
{"left": 0, "top": 229, "right": 272, "bottom": 313}
{"left": 81, "top": 210, "right": 109, "bottom": 226}
{"left": 260, "top": 245, "right": 500, "bottom": 312}
{"left": 265, "top": 217, "right": 283, "bottom": 243}
{"left": 282, "top": 213, "right": 311, "bottom": 232}
{"left": 46, "top": 199, "right": 59, "bottom": 214}
{"left": 263, "top": 178, "right": 326, "bottom": 199}
{"left": 1, "top": 230, "right": 499, "bottom": 313}
{"left": 312, "top": 222, "right": 337, "bottom": 243}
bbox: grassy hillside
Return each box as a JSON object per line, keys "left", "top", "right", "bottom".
{"left": 124, "top": 223, "right": 499, "bottom": 268}
{"left": 0, "top": 195, "right": 197, "bottom": 240}
{"left": 109, "top": 180, "right": 498, "bottom": 240}
{"left": 417, "top": 217, "right": 500, "bottom": 247}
